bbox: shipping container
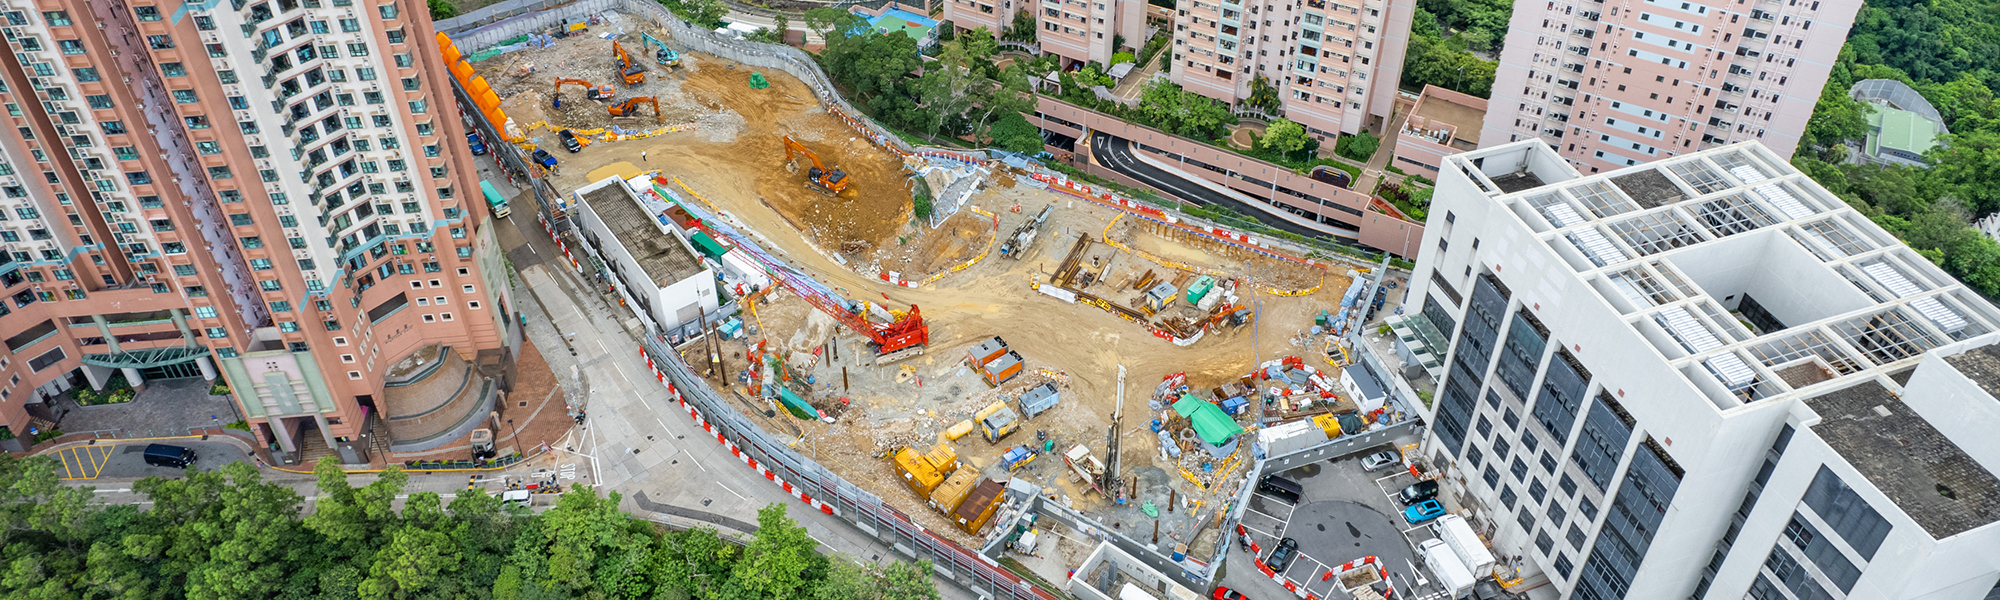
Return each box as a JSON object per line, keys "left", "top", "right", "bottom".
{"left": 1184, "top": 276, "right": 1215, "bottom": 303}
{"left": 890, "top": 444, "right": 960, "bottom": 497}
{"left": 1432, "top": 515, "right": 1496, "bottom": 577}
{"left": 929, "top": 468, "right": 980, "bottom": 514}
{"left": 953, "top": 478, "right": 1006, "bottom": 535}
{"left": 967, "top": 336, "right": 1010, "bottom": 368}
{"left": 1018, "top": 382, "right": 1061, "bottom": 418}
{"left": 982, "top": 351, "right": 1024, "bottom": 386}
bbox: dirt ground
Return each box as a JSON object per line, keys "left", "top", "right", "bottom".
{"left": 688, "top": 179, "right": 1351, "bottom": 545}
{"left": 494, "top": 30, "right": 913, "bottom": 253}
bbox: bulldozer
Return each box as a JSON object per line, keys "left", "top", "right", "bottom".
{"left": 612, "top": 42, "right": 645, "bottom": 86}
{"left": 551, "top": 78, "right": 614, "bottom": 108}
{"left": 608, "top": 97, "right": 662, "bottom": 124}
{"left": 781, "top": 135, "right": 850, "bottom": 195}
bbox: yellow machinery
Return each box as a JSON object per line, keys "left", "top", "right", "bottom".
{"left": 781, "top": 135, "right": 851, "bottom": 195}
{"left": 607, "top": 96, "right": 662, "bottom": 123}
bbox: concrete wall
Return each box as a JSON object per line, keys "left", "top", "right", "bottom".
{"left": 1030, "top": 97, "right": 1426, "bottom": 256}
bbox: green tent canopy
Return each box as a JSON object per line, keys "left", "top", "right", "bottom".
{"left": 777, "top": 387, "right": 817, "bottom": 420}
{"left": 1173, "top": 394, "right": 1244, "bottom": 445}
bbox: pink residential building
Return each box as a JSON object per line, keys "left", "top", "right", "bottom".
{"left": 1168, "top": 0, "right": 1414, "bottom": 141}
{"left": 1480, "top": 0, "right": 1864, "bottom": 172}
{"left": 1392, "top": 85, "right": 1488, "bottom": 175}
{"left": 942, "top": 0, "right": 1145, "bottom": 67}
{"left": 0, "top": 0, "right": 512, "bottom": 462}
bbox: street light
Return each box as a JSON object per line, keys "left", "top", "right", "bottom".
{"left": 506, "top": 418, "right": 523, "bottom": 456}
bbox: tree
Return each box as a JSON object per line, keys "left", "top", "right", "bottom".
{"left": 1135, "top": 80, "right": 1236, "bottom": 139}
{"left": 1246, "top": 75, "right": 1282, "bottom": 115}
{"left": 1335, "top": 131, "right": 1381, "bottom": 161}
{"left": 1799, "top": 84, "right": 1873, "bottom": 162}
{"left": 989, "top": 112, "right": 1046, "bottom": 154}
{"left": 1259, "top": 119, "right": 1310, "bottom": 154}
{"left": 426, "top": 0, "right": 458, "bottom": 20}
{"left": 803, "top": 7, "right": 849, "bottom": 45}
{"left": 659, "top": 0, "right": 727, "bottom": 28}
{"left": 723, "top": 505, "right": 825, "bottom": 598}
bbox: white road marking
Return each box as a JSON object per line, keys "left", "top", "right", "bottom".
{"left": 716, "top": 482, "right": 747, "bottom": 501}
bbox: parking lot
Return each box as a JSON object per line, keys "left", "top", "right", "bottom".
{"left": 1226, "top": 446, "right": 1460, "bottom": 600}
{"left": 51, "top": 440, "right": 255, "bottom": 480}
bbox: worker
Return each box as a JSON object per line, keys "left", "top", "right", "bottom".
{"left": 641, "top": 150, "right": 647, "bottom": 162}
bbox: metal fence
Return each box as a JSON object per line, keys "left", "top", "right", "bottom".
{"left": 641, "top": 333, "right": 1059, "bottom": 600}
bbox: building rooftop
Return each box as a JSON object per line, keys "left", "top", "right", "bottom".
{"left": 1806, "top": 380, "right": 2000, "bottom": 539}
{"left": 1865, "top": 106, "right": 1942, "bottom": 157}
{"left": 1944, "top": 343, "right": 2000, "bottom": 399}
{"left": 1406, "top": 85, "right": 1488, "bottom": 150}
{"left": 580, "top": 182, "right": 706, "bottom": 286}
{"left": 1447, "top": 141, "right": 2000, "bottom": 410}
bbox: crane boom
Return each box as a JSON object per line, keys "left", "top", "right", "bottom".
{"left": 781, "top": 135, "right": 851, "bottom": 195}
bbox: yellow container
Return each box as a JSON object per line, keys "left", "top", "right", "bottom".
{"left": 890, "top": 444, "right": 959, "bottom": 497}
{"left": 944, "top": 419, "right": 975, "bottom": 440}
{"left": 1313, "top": 413, "right": 1342, "bottom": 439}
{"left": 929, "top": 468, "right": 979, "bottom": 514}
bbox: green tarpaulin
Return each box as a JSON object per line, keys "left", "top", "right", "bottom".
{"left": 1173, "top": 394, "right": 1244, "bottom": 445}
{"left": 777, "top": 387, "right": 817, "bottom": 420}
{"left": 690, "top": 231, "right": 729, "bottom": 260}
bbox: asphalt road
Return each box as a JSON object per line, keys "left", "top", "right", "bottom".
{"left": 1087, "top": 133, "right": 1347, "bottom": 241}
{"left": 50, "top": 440, "right": 252, "bottom": 480}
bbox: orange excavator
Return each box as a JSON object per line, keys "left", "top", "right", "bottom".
{"left": 782, "top": 135, "right": 850, "bottom": 195}
{"left": 607, "top": 97, "right": 662, "bottom": 123}
{"left": 551, "top": 78, "right": 613, "bottom": 108}
{"left": 612, "top": 42, "right": 645, "bottom": 85}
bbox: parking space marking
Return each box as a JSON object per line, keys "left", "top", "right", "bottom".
{"left": 57, "top": 445, "right": 114, "bottom": 480}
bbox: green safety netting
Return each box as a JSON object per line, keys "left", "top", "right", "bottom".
{"left": 1173, "top": 394, "right": 1243, "bottom": 445}
{"left": 748, "top": 73, "right": 770, "bottom": 89}
{"left": 776, "top": 387, "right": 817, "bottom": 420}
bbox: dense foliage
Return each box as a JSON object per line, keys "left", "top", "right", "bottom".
{"left": 0, "top": 455, "right": 937, "bottom": 600}
{"left": 1793, "top": 0, "right": 2000, "bottom": 297}
{"left": 815, "top": 12, "right": 1034, "bottom": 146}
{"left": 656, "top": 0, "right": 727, "bottom": 29}
{"left": 1400, "top": 5, "right": 1499, "bottom": 97}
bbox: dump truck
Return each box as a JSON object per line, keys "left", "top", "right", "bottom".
{"left": 966, "top": 336, "right": 1009, "bottom": 368}
{"left": 1017, "top": 382, "right": 1060, "bottom": 419}
{"left": 890, "top": 444, "right": 960, "bottom": 497}
{"left": 952, "top": 478, "right": 1006, "bottom": 535}
{"left": 928, "top": 468, "right": 979, "bottom": 514}
{"left": 980, "top": 351, "right": 1023, "bottom": 387}
{"left": 998, "top": 204, "right": 1055, "bottom": 259}
{"left": 975, "top": 400, "right": 1020, "bottom": 443}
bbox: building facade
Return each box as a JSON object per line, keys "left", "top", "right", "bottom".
{"left": 1479, "top": 0, "right": 1863, "bottom": 173}
{"left": 1397, "top": 139, "right": 2000, "bottom": 598}
{"left": 0, "top": 0, "right": 509, "bottom": 462}
{"left": 1167, "top": 0, "right": 1413, "bottom": 140}
{"left": 941, "top": 0, "right": 1145, "bottom": 67}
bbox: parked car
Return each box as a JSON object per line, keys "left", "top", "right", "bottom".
{"left": 1361, "top": 450, "right": 1402, "bottom": 472}
{"left": 1397, "top": 480, "right": 1441, "bottom": 505}
{"left": 1212, "top": 587, "right": 1252, "bottom": 600}
{"left": 531, "top": 148, "right": 558, "bottom": 169}
{"left": 1404, "top": 499, "right": 1447, "bottom": 525}
{"left": 1264, "top": 538, "right": 1300, "bottom": 572}
{"left": 142, "top": 444, "right": 196, "bottom": 468}
{"left": 467, "top": 132, "right": 488, "bottom": 155}
{"left": 558, "top": 129, "right": 583, "bottom": 153}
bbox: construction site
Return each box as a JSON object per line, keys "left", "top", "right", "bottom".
{"left": 465, "top": 10, "right": 1419, "bottom": 593}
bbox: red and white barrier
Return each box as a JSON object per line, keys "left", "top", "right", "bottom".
{"left": 877, "top": 272, "right": 920, "bottom": 288}
{"left": 645, "top": 351, "right": 835, "bottom": 515}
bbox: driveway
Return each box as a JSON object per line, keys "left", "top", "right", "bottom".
{"left": 1088, "top": 133, "right": 1338, "bottom": 240}
{"left": 1228, "top": 448, "right": 1444, "bottom": 599}
{"left": 49, "top": 378, "right": 238, "bottom": 438}
{"left": 51, "top": 440, "right": 257, "bottom": 480}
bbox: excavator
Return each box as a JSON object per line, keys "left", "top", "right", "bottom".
{"left": 781, "top": 135, "right": 850, "bottom": 195}
{"left": 551, "top": 78, "right": 613, "bottom": 108}
{"left": 608, "top": 97, "right": 662, "bottom": 124}
{"left": 641, "top": 32, "right": 680, "bottom": 70}
{"left": 612, "top": 42, "right": 645, "bottom": 86}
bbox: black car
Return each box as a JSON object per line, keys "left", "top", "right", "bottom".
{"left": 1264, "top": 537, "right": 1299, "bottom": 572}
{"left": 1398, "top": 480, "right": 1440, "bottom": 505}
{"left": 559, "top": 129, "right": 583, "bottom": 153}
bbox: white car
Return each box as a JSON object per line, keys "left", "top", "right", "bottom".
{"left": 1360, "top": 450, "right": 1402, "bottom": 472}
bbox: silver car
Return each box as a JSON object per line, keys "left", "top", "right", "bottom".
{"left": 1360, "top": 450, "right": 1402, "bottom": 472}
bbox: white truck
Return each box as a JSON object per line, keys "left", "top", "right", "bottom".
{"left": 1432, "top": 515, "right": 1496, "bottom": 577}
{"left": 1419, "top": 539, "right": 1476, "bottom": 599}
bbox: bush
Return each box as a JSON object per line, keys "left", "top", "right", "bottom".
{"left": 912, "top": 177, "right": 935, "bottom": 219}
{"left": 210, "top": 381, "right": 232, "bottom": 396}
{"left": 73, "top": 372, "right": 136, "bottom": 406}
{"left": 1406, "top": 173, "right": 1436, "bottom": 187}
{"left": 225, "top": 420, "right": 252, "bottom": 432}
{"left": 1335, "top": 132, "right": 1381, "bottom": 161}
{"left": 1112, "top": 51, "right": 1136, "bottom": 65}
{"left": 33, "top": 428, "right": 62, "bottom": 443}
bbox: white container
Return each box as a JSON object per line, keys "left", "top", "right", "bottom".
{"left": 1432, "top": 515, "right": 1497, "bottom": 577}
{"left": 1419, "top": 539, "right": 1476, "bottom": 599}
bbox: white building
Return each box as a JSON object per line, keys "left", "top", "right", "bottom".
{"left": 569, "top": 177, "right": 716, "bottom": 332}
{"left": 1395, "top": 139, "right": 2000, "bottom": 599}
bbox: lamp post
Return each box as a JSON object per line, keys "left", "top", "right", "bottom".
{"left": 506, "top": 418, "right": 523, "bottom": 456}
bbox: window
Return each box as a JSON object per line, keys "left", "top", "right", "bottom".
{"left": 1801, "top": 467, "right": 1891, "bottom": 560}
{"left": 1476, "top": 415, "right": 1494, "bottom": 438}
{"left": 1559, "top": 474, "right": 1578, "bottom": 497}
{"left": 1553, "top": 554, "right": 1574, "bottom": 578}
{"left": 270, "top": 301, "right": 292, "bottom": 313}
{"left": 378, "top": 3, "right": 397, "bottom": 18}
{"left": 1529, "top": 479, "right": 1548, "bottom": 503}
{"left": 58, "top": 39, "right": 85, "bottom": 54}
{"left": 194, "top": 306, "right": 218, "bottom": 318}
{"left": 43, "top": 10, "right": 72, "bottom": 25}
{"left": 1483, "top": 466, "right": 1502, "bottom": 488}
{"left": 161, "top": 63, "right": 187, "bottom": 77}
{"left": 175, "top": 264, "right": 198, "bottom": 276}
{"left": 1578, "top": 497, "right": 1598, "bottom": 522}
{"left": 1500, "top": 486, "right": 1518, "bottom": 509}
{"left": 134, "top": 6, "right": 162, "bottom": 21}
{"left": 101, "top": 121, "right": 127, "bottom": 135}
{"left": 1535, "top": 531, "right": 1555, "bottom": 555}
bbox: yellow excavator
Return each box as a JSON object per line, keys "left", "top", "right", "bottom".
{"left": 551, "top": 78, "right": 613, "bottom": 108}
{"left": 612, "top": 42, "right": 645, "bottom": 85}
{"left": 782, "top": 136, "right": 850, "bottom": 195}
{"left": 608, "top": 97, "right": 662, "bottom": 124}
